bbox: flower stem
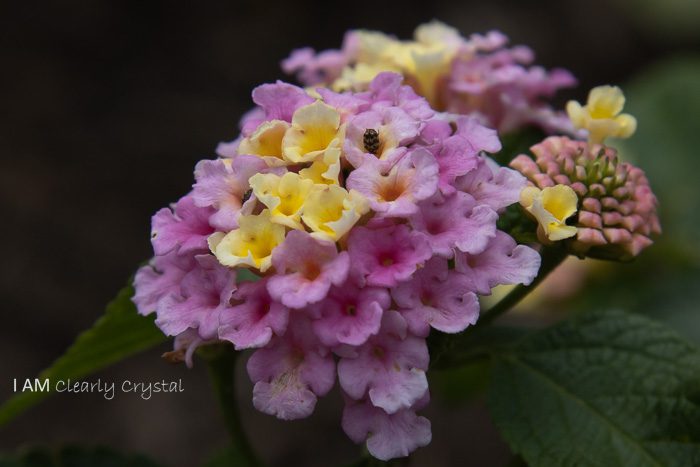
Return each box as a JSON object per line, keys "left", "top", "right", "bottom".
{"left": 205, "top": 345, "right": 261, "bottom": 467}
{"left": 477, "top": 246, "right": 568, "bottom": 326}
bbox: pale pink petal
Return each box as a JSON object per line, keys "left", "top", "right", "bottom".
{"left": 410, "top": 192, "right": 498, "bottom": 257}
{"left": 246, "top": 318, "right": 335, "bottom": 420}
{"left": 133, "top": 252, "right": 196, "bottom": 316}
{"left": 392, "top": 258, "right": 480, "bottom": 336}
{"left": 342, "top": 398, "right": 431, "bottom": 461}
{"left": 151, "top": 194, "right": 215, "bottom": 256}
{"left": 309, "top": 280, "right": 389, "bottom": 346}
{"left": 267, "top": 230, "right": 350, "bottom": 309}
{"left": 347, "top": 224, "right": 432, "bottom": 288}
{"left": 218, "top": 278, "right": 289, "bottom": 349}
{"left": 338, "top": 311, "right": 429, "bottom": 413}
{"left": 455, "top": 230, "right": 541, "bottom": 295}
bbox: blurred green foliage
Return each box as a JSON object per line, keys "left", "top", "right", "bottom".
{"left": 621, "top": 57, "right": 700, "bottom": 256}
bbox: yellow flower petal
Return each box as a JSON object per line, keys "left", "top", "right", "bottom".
{"left": 545, "top": 223, "right": 579, "bottom": 242}
{"left": 565, "top": 101, "right": 586, "bottom": 128}
{"left": 282, "top": 101, "right": 342, "bottom": 163}
{"left": 354, "top": 30, "right": 397, "bottom": 65}
{"left": 520, "top": 185, "right": 579, "bottom": 242}
{"left": 329, "top": 23, "right": 460, "bottom": 106}
{"left": 541, "top": 184, "right": 579, "bottom": 222}
{"left": 410, "top": 48, "right": 451, "bottom": 106}
{"left": 519, "top": 186, "right": 541, "bottom": 209}
{"left": 612, "top": 114, "right": 637, "bottom": 139}
{"left": 333, "top": 63, "right": 399, "bottom": 92}
{"left": 566, "top": 85, "right": 637, "bottom": 145}
{"left": 249, "top": 172, "right": 314, "bottom": 229}
{"left": 238, "top": 120, "right": 291, "bottom": 166}
{"left": 210, "top": 209, "right": 285, "bottom": 272}
{"left": 414, "top": 21, "right": 461, "bottom": 51}
{"left": 588, "top": 85, "right": 625, "bottom": 118}
{"left": 301, "top": 185, "right": 369, "bottom": 242}
{"left": 299, "top": 146, "right": 341, "bottom": 185}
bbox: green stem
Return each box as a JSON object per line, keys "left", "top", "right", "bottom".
{"left": 478, "top": 246, "right": 568, "bottom": 326}
{"left": 206, "top": 345, "right": 261, "bottom": 467}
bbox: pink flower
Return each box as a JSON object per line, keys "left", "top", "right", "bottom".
{"left": 241, "top": 81, "right": 315, "bottom": 135}
{"left": 343, "top": 106, "right": 420, "bottom": 168}
{"left": 342, "top": 395, "right": 431, "bottom": 461}
{"left": 365, "top": 72, "right": 434, "bottom": 121}
{"left": 453, "top": 115, "right": 502, "bottom": 151}
{"left": 308, "top": 280, "right": 390, "bottom": 346}
{"left": 338, "top": 311, "right": 429, "bottom": 413}
{"left": 421, "top": 116, "right": 501, "bottom": 195}
{"left": 282, "top": 31, "right": 358, "bottom": 86}
{"left": 192, "top": 156, "right": 268, "bottom": 231}
{"left": 455, "top": 231, "right": 541, "bottom": 295}
{"left": 346, "top": 148, "right": 439, "bottom": 217}
{"left": 218, "top": 278, "right": 289, "bottom": 350}
{"left": 247, "top": 318, "right": 335, "bottom": 420}
{"left": 392, "top": 257, "right": 479, "bottom": 336}
{"left": 151, "top": 193, "right": 215, "bottom": 256}
{"left": 155, "top": 255, "right": 236, "bottom": 340}
{"left": 347, "top": 224, "right": 432, "bottom": 288}
{"left": 266, "top": 230, "right": 350, "bottom": 309}
{"left": 455, "top": 156, "right": 526, "bottom": 212}
{"left": 410, "top": 192, "right": 498, "bottom": 257}
{"left": 446, "top": 43, "right": 577, "bottom": 133}
{"left": 315, "top": 87, "right": 368, "bottom": 121}
{"left": 418, "top": 118, "right": 452, "bottom": 144}
{"left": 133, "top": 251, "right": 195, "bottom": 316}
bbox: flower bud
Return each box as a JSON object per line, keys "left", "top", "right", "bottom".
{"left": 511, "top": 136, "right": 661, "bottom": 260}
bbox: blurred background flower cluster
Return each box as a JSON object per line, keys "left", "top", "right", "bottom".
{"left": 1, "top": 0, "right": 699, "bottom": 466}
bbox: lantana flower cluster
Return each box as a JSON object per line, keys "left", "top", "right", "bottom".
{"left": 133, "top": 71, "right": 541, "bottom": 460}
{"left": 283, "top": 21, "right": 577, "bottom": 134}
{"left": 513, "top": 85, "right": 661, "bottom": 260}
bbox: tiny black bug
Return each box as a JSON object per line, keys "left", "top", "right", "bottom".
{"left": 363, "top": 128, "right": 380, "bottom": 155}
{"left": 242, "top": 189, "right": 253, "bottom": 203}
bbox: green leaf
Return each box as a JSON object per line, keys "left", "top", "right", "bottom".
{"left": 428, "top": 325, "right": 529, "bottom": 404}
{"left": 0, "top": 445, "right": 162, "bottom": 467}
{"left": 429, "top": 324, "right": 528, "bottom": 370}
{"left": 488, "top": 309, "right": 700, "bottom": 467}
{"left": 0, "top": 285, "right": 166, "bottom": 426}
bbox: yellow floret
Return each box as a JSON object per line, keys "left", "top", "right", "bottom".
{"left": 520, "top": 185, "right": 579, "bottom": 242}
{"left": 566, "top": 85, "right": 637, "bottom": 145}
{"left": 331, "top": 22, "right": 460, "bottom": 106}
{"left": 249, "top": 172, "right": 314, "bottom": 229}
{"left": 209, "top": 209, "right": 285, "bottom": 272}
{"left": 298, "top": 146, "right": 341, "bottom": 185}
{"left": 282, "top": 101, "right": 343, "bottom": 163}
{"left": 301, "top": 185, "right": 369, "bottom": 242}
{"left": 238, "top": 120, "right": 292, "bottom": 167}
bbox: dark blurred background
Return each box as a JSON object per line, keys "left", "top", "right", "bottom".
{"left": 2, "top": 1, "right": 699, "bottom": 466}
